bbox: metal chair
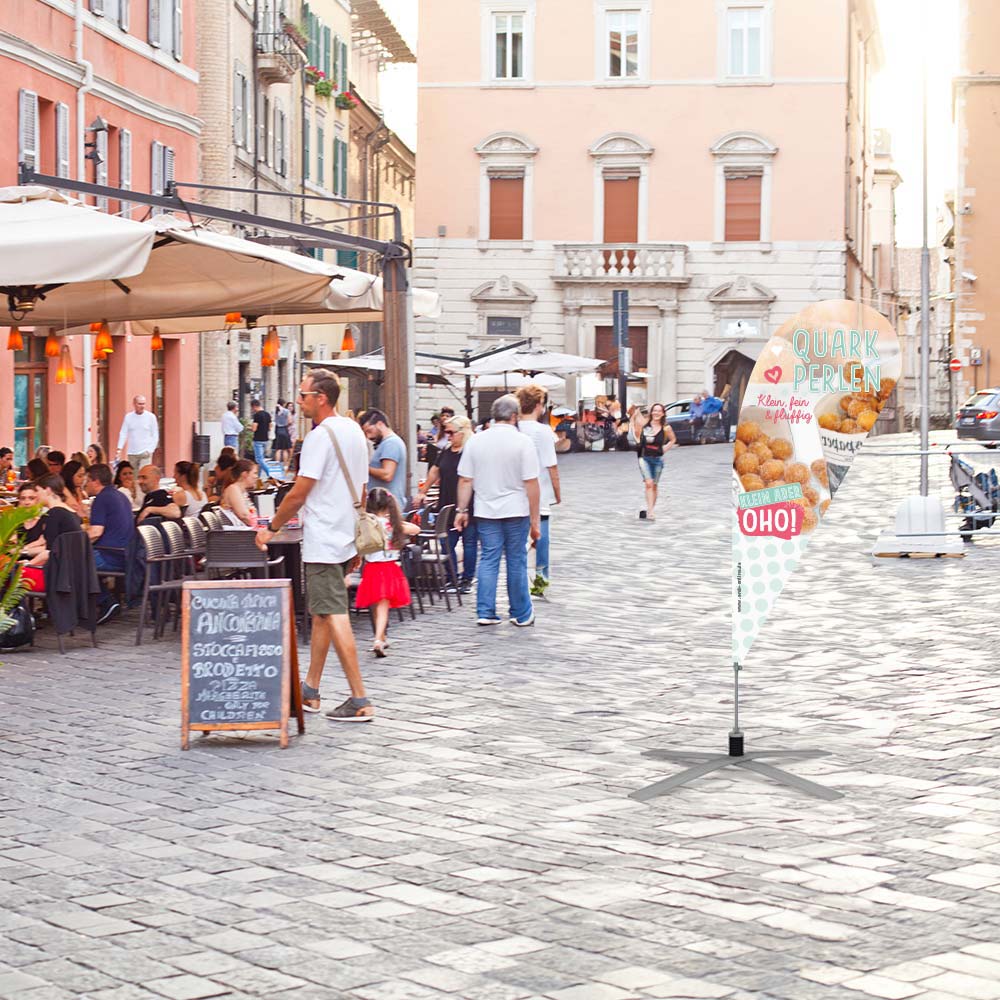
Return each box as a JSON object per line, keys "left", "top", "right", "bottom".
{"left": 418, "top": 504, "right": 460, "bottom": 610}
{"left": 199, "top": 508, "right": 223, "bottom": 531}
{"left": 134, "top": 524, "right": 190, "bottom": 645}
{"left": 181, "top": 516, "right": 207, "bottom": 564}
{"left": 204, "top": 529, "right": 285, "bottom": 581}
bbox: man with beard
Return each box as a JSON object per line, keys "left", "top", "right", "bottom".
{"left": 358, "top": 409, "right": 408, "bottom": 511}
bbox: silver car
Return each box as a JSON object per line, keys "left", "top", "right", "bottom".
{"left": 955, "top": 388, "right": 1000, "bottom": 442}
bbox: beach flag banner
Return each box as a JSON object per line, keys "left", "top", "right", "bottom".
{"left": 732, "top": 300, "right": 901, "bottom": 667}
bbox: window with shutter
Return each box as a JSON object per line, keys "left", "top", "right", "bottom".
{"left": 164, "top": 146, "right": 175, "bottom": 189}
{"left": 339, "top": 138, "right": 347, "bottom": 197}
{"left": 323, "top": 27, "right": 331, "bottom": 80}
{"left": 18, "top": 90, "right": 38, "bottom": 171}
{"left": 317, "top": 125, "right": 325, "bottom": 186}
{"left": 151, "top": 140, "right": 164, "bottom": 195}
{"left": 234, "top": 70, "right": 245, "bottom": 146}
{"left": 274, "top": 104, "right": 285, "bottom": 176}
{"left": 120, "top": 128, "right": 132, "bottom": 216}
{"left": 332, "top": 137, "right": 339, "bottom": 195}
{"left": 303, "top": 114, "right": 310, "bottom": 180}
{"left": 173, "top": 0, "right": 182, "bottom": 60}
{"left": 55, "top": 103, "right": 70, "bottom": 179}
{"left": 149, "top": 0, "right": 161, "bottom": 46}
{"left": 724, "top": 172, "right": 762, "bottom": 241}
{"left": 119, "top": 0, "right": 129, "bottom": 30}
{"left": 91, "top": 0, "right": 105, "bottom": 16}
{"left": 96, "top": 130, "right": 109, "bottom": 210}
{"left": 333, "top": 34, "right": 340, "bottom": 93}
{"left": 340, "top": 39, "right": 348, "bottom": 92}
{"left": 489, "top": 175, "right": 524, "bottom": 240}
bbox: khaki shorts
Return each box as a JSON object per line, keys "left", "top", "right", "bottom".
{"left": 305, "top": 560, "right": 354, "bottom": 616}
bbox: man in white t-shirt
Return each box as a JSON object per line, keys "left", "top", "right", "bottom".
{"left": 117, "top": 395, "right": 159, "bottom": 469}
{"left": 455, "top": 394, "right": 540, "bottom": 628}
{"left": 255, "top": 369, "right": 373, "bottom": 722}
{"left": 515, "top": 384, "right": 561, "bottom": 597}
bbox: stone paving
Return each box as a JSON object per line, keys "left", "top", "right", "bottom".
{"left": 2, "top": 435, "right": 1000, "bottom": 1000}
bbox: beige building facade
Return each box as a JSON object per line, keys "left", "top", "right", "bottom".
{"left": 953, "top": 0, "right": 1000, "bottom": 397}
{"left": 414, "top": 0, "right": 886, "bottom": 417}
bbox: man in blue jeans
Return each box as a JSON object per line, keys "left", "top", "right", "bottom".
{"left": 251, "top": 399, "right": 271, "bottom": 470}
{"left": 85, "top": 463, "right": 136, "bottom": 624}
{"left": 455, "top": 395, "right": 541, "bottom": 627}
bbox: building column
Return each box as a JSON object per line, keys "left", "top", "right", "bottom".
{"left": 563, "top": 304, "right": 581, "bottom": 406}
{"left": 46, "top": 338, "right": 85, "bottom": 456}
{"left": 658, "top": 305, "right": 678, "bottom": 405}
{"left": 164, "top": 335, "right": 198, "bottom": 471}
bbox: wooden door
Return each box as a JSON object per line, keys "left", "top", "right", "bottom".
{"left": 595, "top": 325, "right": 648, "bottom": 377}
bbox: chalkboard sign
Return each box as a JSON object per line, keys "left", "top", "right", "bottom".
{"left": 181, "top": 579, "right": 303, "bottom": 749}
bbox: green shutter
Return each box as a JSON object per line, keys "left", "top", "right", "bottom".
{"left": 332, "top": 137, "right": 340, "bottom": 195}
{"left": 323, "top": 27, "right": 331, "bottom": 80}
{"left": 337, "top": 249, "right": 359, "bottom": 269}
{"left": 333, "top": 34, "right": 341, "bottom": 94}
{"left": 317, "top": 125, "right": 324, "bottom": 185}
{"left": 303, "top": 115, "right": 310, "bottom": 180}
{"left": 339, "top": 137, "right": 348, "bottom": 197}
{"left": 340, "top": 39, "right": 348, "bottom": 92}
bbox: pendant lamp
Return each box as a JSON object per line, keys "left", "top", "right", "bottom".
{"left": 340, "top": 327, "right": 356, "bottom": 352}
{"left": 55, "top": 343, "right": 76, "bottom": 384}
{"left": 44, "top": 329, "right": 60, "bottom": 357}
{"left": 94, "top": 320, "right": 114, "bottom": 354}
{"left": 150, "top": 326, "right": 164, "bottom": 351}
{"left": 6, "top": 326, "right": 23, "bottom": 351}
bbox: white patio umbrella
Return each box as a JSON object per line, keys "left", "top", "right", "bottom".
{"left": 471, "top": 371, "right": 564, "bottom": 390}
{"left": 442, "top": 346, "right": 604, "bottom": 377}
{"left": 0, "top": 186, "right": 156, "bottom": 310}
{"left": 306, "top": 353, "right": 454, "bottom": 387}
{"left": 0, "top": 189, "right": 440, "bottom": 328}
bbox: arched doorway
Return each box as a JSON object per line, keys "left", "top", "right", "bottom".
{"left": 714, "top": 349, "right": 755, "bottom": 416}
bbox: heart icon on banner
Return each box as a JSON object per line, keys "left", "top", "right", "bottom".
{"left": 763, "top": 367, "right": 782, "bottom": 384}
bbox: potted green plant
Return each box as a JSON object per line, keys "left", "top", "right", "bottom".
{"left": 0, "top": 504, "right": 41, "bottom": 642}
{"left": 283, "top": 20, "right": 310, "bottom": 51}
{"left": 305, "top": 65, "right": 324, "bottom": 85}
{"left": 335, "top": 91, "right": 358, "bottom": 111}
{"left": 314, "top": 79, "right": 334, "bottom": 98}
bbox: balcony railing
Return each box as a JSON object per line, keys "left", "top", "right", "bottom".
{"left": 254, "top": 31, "right": 304, "bottom": 83}
{"left": 553, "top": 243, "right": 688, "bottom": 282}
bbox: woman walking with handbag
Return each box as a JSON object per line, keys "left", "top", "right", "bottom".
{"left": 629, "top": 403, "right": 677, "bottom": 520}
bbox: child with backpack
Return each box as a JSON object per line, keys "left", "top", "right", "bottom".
{"left": 355, "top": 487, "right": 420, "bottom": 656}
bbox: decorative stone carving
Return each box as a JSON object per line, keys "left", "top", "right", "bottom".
{"left": 475, "top": 132, "right": 539, "bottom": 157}
{"left": 710, "top": 131, "right": 778, "bottom": 158}
{"left": 470, "top": 277, "right": 538, "bottom": 304}
{"left": 588, "top": 132, "right": 654, "bottom": 159}
{"left": 707, "top": 277, "right": 776, "bottom": 306}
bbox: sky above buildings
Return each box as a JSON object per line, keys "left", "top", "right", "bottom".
{"left": 378, "top": 0, "right": 958, "bottom": 249}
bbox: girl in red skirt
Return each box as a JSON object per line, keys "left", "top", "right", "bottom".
{"left": 355, "top": 487, "right": 420, "bottom": 656}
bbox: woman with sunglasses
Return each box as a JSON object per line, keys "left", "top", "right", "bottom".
{"left": 414, "top": 415, "right": 477, "bottom": 594}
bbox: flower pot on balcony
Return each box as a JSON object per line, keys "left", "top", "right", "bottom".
{"left": 282, "top": 21, "right": 309, "bottom": 52}
{"left": 335, "top": 92, "right": 358, "bottom": 110}
{"left": 314, "top": 80, "right": 334, "bottom": 98}
{"left": 305, "top": 66, "right": 325, "bottom": 85}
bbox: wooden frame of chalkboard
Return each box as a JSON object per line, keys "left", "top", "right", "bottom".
{"left": 181, "top": 579, "right": 305, "bottom": 750}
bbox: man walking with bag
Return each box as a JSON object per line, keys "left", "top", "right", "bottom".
{"left": 256, "top": 369, "right": 374, "bottom": 722}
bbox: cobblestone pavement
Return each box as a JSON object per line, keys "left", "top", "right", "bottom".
{"left": 3, "top": 435, "right": 1000, "bottom": 1000}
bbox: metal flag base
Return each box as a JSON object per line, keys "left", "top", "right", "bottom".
{"left": 630, "top": 664, "right": 844, "bottom": 802}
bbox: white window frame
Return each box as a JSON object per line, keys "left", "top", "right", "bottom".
{"left": 588, "top": 132, "right": 653, "bottom": 243}
{"left": 480, "top": 0, "right": 535, "bottom": 86}
{"left": 274, "top": 102, "right": 287, "bottom": 177}
{"left": 119, "top": 128, "right": 132, "bottom": 216}
{"left": 18, "top": 89, "right": 38, "bottom": 171}
{"left": 710, "top": 130, "right": 777, "bottom": 247}
{"left": 151, "top": 139, "right": 165, "bottom": 195}
{"left": 234, "top": 66, "right": 251, "bottom": 149}
{"left": 594, "top": 1, "right": 650, "bottom": 85}
{"left": 95, "top": 129, "right": 109, "bottom": 211}
{"left": 56, "top": 103, "right": 71, "bottom": 179}
{"left": 474, "top": 131, "right": 538, "bottom": 243}
{"left": 717, "top": 0, "right": 773, "bottom": 85}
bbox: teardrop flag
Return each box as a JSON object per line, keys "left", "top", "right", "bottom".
{"left": 732, "top": 300, "right": 901, "bottom": 666}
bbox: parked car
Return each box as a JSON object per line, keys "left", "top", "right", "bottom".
{"left": 955, "top": 389, "right": 1000, "bottom": 444}
{"left": 662, "top": 399, "right": 729, "bottom": 445}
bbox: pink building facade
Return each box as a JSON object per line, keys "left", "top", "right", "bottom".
{"left": 0, "top": 0, "right": 200, "bottom": 470}
{"left": 414, "top": 0, "right": 884, "bottom": 415}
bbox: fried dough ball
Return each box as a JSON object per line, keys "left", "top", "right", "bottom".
{"left": 878, "top": 377, "right": 897, "bottom": 401}
{"left": 818, "top": 413, "right": 842, "bottom": 432}
{"left": 847, "top": 398, "right": 872, "bottom": 419}
{"left": 843, "top": 360, "right": 865, "bottom": 389}
{"left": 839, "top": 396, "right": 854, "bottom": 413}
{"left": 760, "top": 459, "right": 786, "bottom": 483}
{"left": 785, "top": 462, "right": 810, "bottom": 485}
{"left": 856, "top": 410, "right": 879, "bottom": 432}
{"left": 800, "top": 506, "right": 818, "bottom": 532}
{"left": 811, "top": 459, "right": 829, "bottom": 487}
{"left": 734, "top": 439, "right": 747, "bottom": 460}
{"left": 839, "top": 418, "right": 859, "bottom": 434}
{"left": 735, "top": 452, "right": 760, "bottom": 475}
{"left": 736, "top": 420, "right": 762, "bottom": 444}
{"left": 769, "top": 438, "right": 793, "bottom": 460}
{"left": 750, "top": 441, "right": 773, "bottom": 462}
{"left": 802, "top": 486, "right": 820, "bottom": 506}
{"left": 768, "top": 480, "right": 787, "bottom": 488}
{"left": 740, "top": 473, "right": 765, "bottom": 492}
{"left": 820, "top": 499, "right": 831, "bottom": 516}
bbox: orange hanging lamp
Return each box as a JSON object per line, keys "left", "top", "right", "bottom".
{"left": 55, "top": 343, "right": 76, "bottom": 384}
{"left": 224, "top": 311, "right": 243, "bottom": 330}
{"left": 6, "top": 326, "right": 23, "bottom": 351}
{"left": 340, "top": 326, "right": 355, "bottom": 352}
{"left": 150, "top": 326, "right": 164, "bottom": 352}
{"left": 94, "top": 320, "right": 114, "bottom": 354}
{"left": 44, "top": 328, "right": 60, "bottom": 358}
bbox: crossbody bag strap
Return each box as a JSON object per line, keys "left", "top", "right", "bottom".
{"left": 322, "top": 422, "right": 362, "bottom": 510}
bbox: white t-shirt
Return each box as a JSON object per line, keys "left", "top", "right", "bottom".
{"left": 517, "top": 419, "right": 558, "bottom": 509}
{"left": 117, "top": 410, "right": 159, "bottom": 455}
{"left": 297, "top": 415, "right": 369, "bottom": 564}
{"left": 457, "top": 422, "right": 539, "bottom": 519}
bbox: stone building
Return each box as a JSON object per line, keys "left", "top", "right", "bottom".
{"left": 413, "top": 0, "right": 889, "bottom": 420}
